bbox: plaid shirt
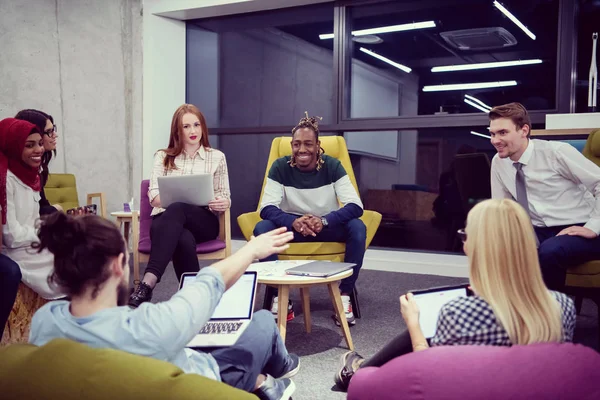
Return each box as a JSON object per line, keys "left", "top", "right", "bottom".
{"left": 149, "top": 146, "right": 230, "bottom": 216}
{"left": 430, "top": 291, "right": 576, "bottom": 347}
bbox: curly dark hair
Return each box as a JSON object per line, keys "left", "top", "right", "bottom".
{"left": 33, "top": 212, "right": 127, "bottom": 299}
{"left": 289, "top": 112, "right": 325, "bottom": 171}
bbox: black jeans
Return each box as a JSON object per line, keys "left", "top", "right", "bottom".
{"left": 0, "top": 254, "right": 21, "bottom": 337}
{"left": 144, "top": 202, "right": 219, "bottom": 282}
{"left": 536, "top": 224, "right": 600, "bottom": 291}
{"left": 362, "top": 330, "right": 415, "bottom": 368}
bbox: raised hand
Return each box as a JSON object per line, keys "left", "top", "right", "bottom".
{"left": 248, "top": 227, "right": 294, "bottom": 260}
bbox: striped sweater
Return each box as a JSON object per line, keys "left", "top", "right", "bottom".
{"left": 259, "top": 155, "right": 363, "bottom": 229}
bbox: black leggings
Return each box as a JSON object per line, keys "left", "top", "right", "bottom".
{"left": 362, "top": 330, "right": 423, "bottom": 368}
{"left": 144, "top": 202, "right": 219, "bottom": 282}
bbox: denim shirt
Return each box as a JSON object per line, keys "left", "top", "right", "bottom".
{"left": 29, "top": 267, "right": 226, "bottom": 381}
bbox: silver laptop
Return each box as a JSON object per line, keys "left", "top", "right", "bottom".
{"left": 285, "top": 261, "right": 355, "bottom": 278}
{"left": 157, "top": 174, "right": 214, "bottom": 207}
{"left": 179, "top": 271, "right": 258, "bottom": 348}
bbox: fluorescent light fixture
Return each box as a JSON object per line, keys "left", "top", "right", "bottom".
{"left": 470, "top": 131, "right": 492, "bottom": 139}
{"left": 360, "top": 47, "right": 412, "bottom": 73}
{"left": 464, "top": 94, "right": 492, "bottom": 111}
{"left": 464, "top": 99, "right": 491, "bottom": 113}
{"left": 493, "top": 1, "right": 536, "bottom": 40}
{"left": 422, "top": 80, "right": 517, "bottom": 92}
{"left": 432, "top": 59, "right": 542, "bottom": 72}
{"left": 319, "top": 20, "right": 436, "bottom": 40}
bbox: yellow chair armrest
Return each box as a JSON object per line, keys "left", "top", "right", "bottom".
{"left": 237, "top": 212, "right": 262, "bottom": 241}
{"left": 361, "top": 210, "right": 382, "bottom": 249}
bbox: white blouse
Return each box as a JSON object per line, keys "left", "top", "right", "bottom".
{"left": 148, "top": 146, "right": 231, "bottom": 216}
{"left": 2, "top": 170, "right": 64, "bottom": 299}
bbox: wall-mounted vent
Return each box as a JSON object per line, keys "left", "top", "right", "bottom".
{"left": 440, "top": 27, "right": 517, "bottom": 51}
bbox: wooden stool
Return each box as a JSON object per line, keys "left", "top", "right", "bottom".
{"left": 1, "top": 283, "right": 48, "bottom": 346}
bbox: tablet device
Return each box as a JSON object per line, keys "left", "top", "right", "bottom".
{"left": 158, "top": 174, "right": 214, "bottom": 207}
{"left": 411, "top": 284, "right": 471, "bottom": 339}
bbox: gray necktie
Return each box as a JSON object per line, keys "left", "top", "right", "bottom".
{"left": 513, "top": 162, "right": 531, "bottom": 215}
{"left": 513, "top": 162, "right": 539, "bottom": 246}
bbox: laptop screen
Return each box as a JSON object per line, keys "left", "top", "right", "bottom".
{"left": 180, "top": 272, "right": 257, "bottom": 320}
{"left": 412, "top": 285, "right": 469, "bottom": 339}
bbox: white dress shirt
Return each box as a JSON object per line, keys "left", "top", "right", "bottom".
{"left": 2, "top": 170, "right": 64, "bottom": 299}
{"left": 491, "top": 139, "right": 600, "bottom": 235}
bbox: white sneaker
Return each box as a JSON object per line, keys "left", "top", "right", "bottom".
{"left": 271, "top": 296, "right": 295, "bottom": 321}
{"left": 340, "top": 295, "right": 356, "bottom": 325}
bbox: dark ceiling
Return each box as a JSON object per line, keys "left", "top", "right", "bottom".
{"left": 193, "top": 0, "right": 596, "bottom": 115}
{"left": 277, "top": 0, "right": 559, "bottom": 114}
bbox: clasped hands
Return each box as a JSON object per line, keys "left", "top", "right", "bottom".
{"left": 292, "top": 214, "right": 323, "bottom": 237}
{"left": 208, "top": 197, "right": 230, "bottom": 212}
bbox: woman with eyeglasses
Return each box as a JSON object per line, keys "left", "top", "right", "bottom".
{"left": 334, "top": 198, "right": 576, "bottom": 392}
{"left": 15, "top": 109, "right": 61, "bottom": 215}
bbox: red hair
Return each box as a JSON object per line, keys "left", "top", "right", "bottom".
{"left": 162, "top": 104, "right": 211, "bottom": 170}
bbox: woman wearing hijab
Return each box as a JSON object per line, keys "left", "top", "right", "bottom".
{"left": 0, "top": 118, "right": 64, "bottom": 299}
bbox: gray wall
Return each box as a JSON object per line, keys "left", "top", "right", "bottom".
{"left": 0, "top": 0, "right": 143, "bottom": 215}
{"left": 218, "top": 28, "right": 334, "bottom": 127}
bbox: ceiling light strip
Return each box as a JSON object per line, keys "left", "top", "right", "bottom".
{"left": 464, "top": 94, "right": 492, "bottom": 110}
{"left": 319, "top": 20, "right": 436, "bottom": 40}
{"left": 470, "top": 131, "right": 492, "bottom": 139}
{"left": 359, "top": 47, "right": 412, "bottom": 73}
{"left": 493, "top": 1, "right": 536, "bottom": 40}
{"left": 464, "top": 99, "right": 491, "bottom": 113}
{"left": 432, "top": 59, "right": 542, "bottom": 72}
{"left": 422, "top": 80, "right": 517, "bottom": 92}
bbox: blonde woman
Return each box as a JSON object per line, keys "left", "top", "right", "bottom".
{"left": 335, "top": 199, "right": 576, "bottom": 391}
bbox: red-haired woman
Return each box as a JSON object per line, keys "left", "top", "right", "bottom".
{"left": 129, "top": 104, "right": 231, "bottom": 307}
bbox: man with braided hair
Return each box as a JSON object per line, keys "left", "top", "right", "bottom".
{"left": 253, "top": 113, "right": 366, "bottom": 325}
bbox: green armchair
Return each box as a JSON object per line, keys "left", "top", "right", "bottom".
{"left": 0, "top": 339, "right": 256, "bottom": 400}
{"left": 45, "top": 173, "right": 106, "bottom": 217}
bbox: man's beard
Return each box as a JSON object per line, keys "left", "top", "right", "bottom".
{"left": 117, "top": 280, "right": 130, "bottom": 307}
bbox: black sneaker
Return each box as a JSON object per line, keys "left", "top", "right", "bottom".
{"left": 254, "top": 374, "right": 295, "bottom": 400}
{"left": 128, "top": 282, "right": 153, "bottom": 308}
{"left": 276, "top": 354, "right": 300, "bottom": 379}
{"left": 334, "top": 351, "right": 364, "bottom": 392}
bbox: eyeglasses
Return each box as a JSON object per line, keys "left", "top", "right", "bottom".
{"left": 457, "top": 228, "right": 467, "bottom": 243}
{"left": 43, "top": 125, "right": 57, "bottom": 136}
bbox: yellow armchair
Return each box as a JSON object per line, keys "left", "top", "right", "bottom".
{"left": 565, "top": 128, "right": 600, "bottom": 343}
{"left": 237, "top": 136, "right": 382, "bottom": 261}
{"left": 45, "top": 173, "right": 107, "bottom": 217}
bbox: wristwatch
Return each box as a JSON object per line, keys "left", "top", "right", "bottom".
{"left": 320, "top": 217, "right": 328, "bottom": 227}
